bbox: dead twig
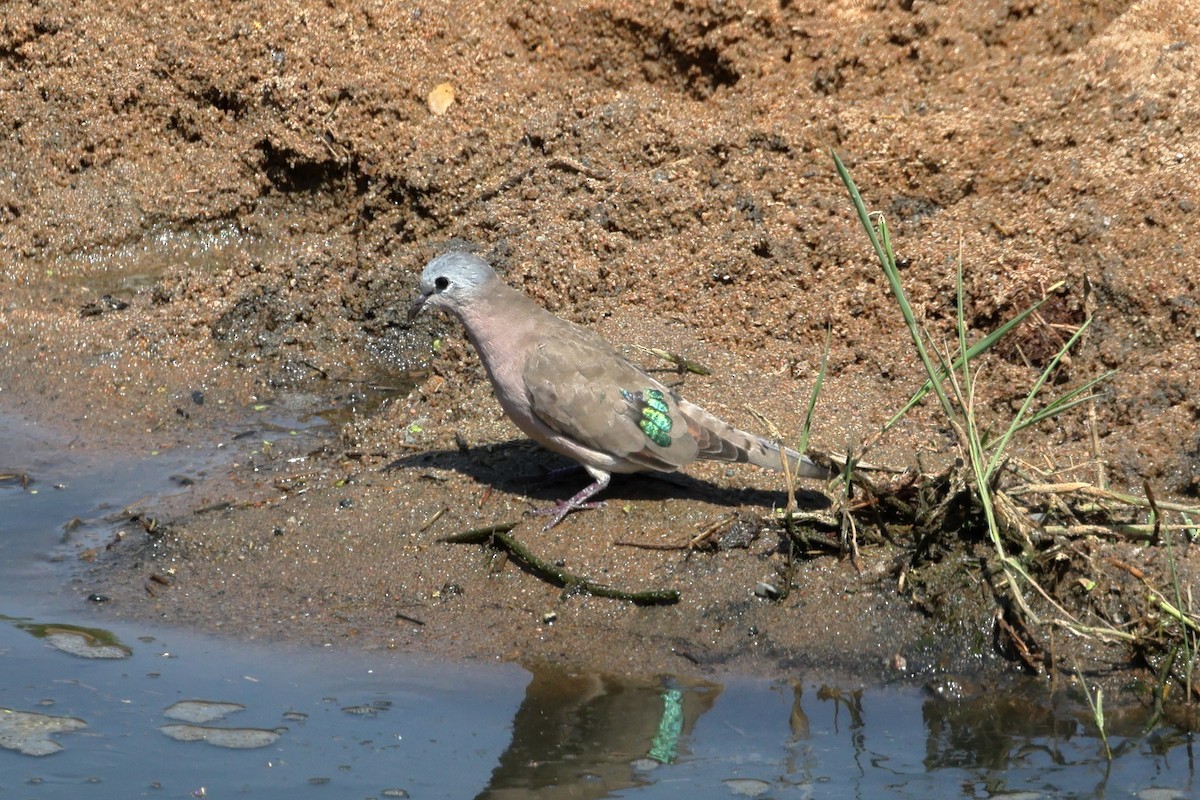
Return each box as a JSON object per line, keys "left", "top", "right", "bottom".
{"left": 1145, "top": 480, "right": 1162, "bottom": 546}
{"left": 995, "top": 607, "right": 1043, "bottom": 674}
{"left": 417, "top": 507, "right": 448, "bottom": 532}
{"left": 395, "top": 611, "right": 426, "bottom": 626}
{"left": 1043, "top": 523, "right": 1195, "bottom": 541}
{"left": 631, "top": 344, "right": 712, "bottom": 376}
{"left": 613, "top": 539, "right": 689, "bottom": 551}
{"left": 1010, "top": 482, "right": 1199, "bottom": 514}
{"left": 688, "top": 513, "right": 740, "bottom": 550}
{"left": 546, "top": 156, "right": 611, "bottom": 181}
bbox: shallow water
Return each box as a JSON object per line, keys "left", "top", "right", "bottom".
{"left": 1, "top": 409, "right": 1196, "bottom": 799}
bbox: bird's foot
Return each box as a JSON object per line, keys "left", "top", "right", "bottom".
{"left": 526, "top": 475, "right": 610, "bottom": 530}
{"left": 527, "top": 499, "right": 607, "bottom": 530}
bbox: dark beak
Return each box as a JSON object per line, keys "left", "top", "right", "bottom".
{"left": 406, "top": 292, "right": 431, "bottom": 324}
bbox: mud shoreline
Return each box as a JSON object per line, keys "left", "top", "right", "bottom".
{"left": 2, "top": 1, "right": 1198, "bottom": 703}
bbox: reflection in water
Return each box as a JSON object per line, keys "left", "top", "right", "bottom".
{"left": 0, "top": 609, "right": 1194, "bottom": 797}
{"left": 475, "top": 669, "right": 721, "bottom": 799}
{"left": 164, "top": 700, "right": 248, "bottom": 724}
{"left": 815, "top": 684, "right": 864, "bottom": 731}
{"left": 159, "top": 722, "right": 283, "bottom": 749}
{"left": 924, "top": 681, "right": 1076, "bottom": 772}
{"left": 3, "top": 617, "right": 133, "bottom": 659}
{"left": 646, "top": 688, "right": 684, "bottom": 764}
{"left": 788, "top": 681, "right": 810, "bottom": 741}
{"left": 2, "top": 411, "right": 1198, "bottom": 796}
{"left": 0, "top": 708, "right": 88, "bottom": 757}
{"left": 920, "top": 678, "right": 1198, "bottom": 799}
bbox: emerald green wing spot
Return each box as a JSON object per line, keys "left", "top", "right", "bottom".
{"left": 621, "top": 387, "right": 674, "bottom": 447}
{"left": 644, "top": 388, "right": 670, "bottom": 415}
{"left": 639, "top": 412, "right": 672, "bottom": 447}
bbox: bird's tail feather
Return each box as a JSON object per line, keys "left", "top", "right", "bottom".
{"left": 678, "top": 400, "right": 833, "bottom": 480}
{"left": 752, "top": 440, "right": 834, "bottom": 480}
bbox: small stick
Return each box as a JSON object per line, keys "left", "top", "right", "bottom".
{"left": 1043, "top": 523, "right": 1194, "bottom": 541}
{"left": 1108, "top": 557, "right": 1147, "bottom": 581}
{"left": 546, "top": 156, "right": 612, "bottom": 181}
{"left": 1089, "top": 398, "right": 1106, "bottom": 489}
{"left": 1012, "top": 482, "right": 1200, "bottom": 514}
{"left": 440, "top": 522, "right": 520, "bottom": 542}
{"left": 995, "top": 608, "right": 1041, "bottom": 674}
{"left": 417, "top": 507, "right": 447, "bottom": 532}
{"left": 631, "top": 345, "right": 712, "bottom": 376}
{"left": 613, "top": 540, "right": 689, "bottom": 551}
{"left": 688, "top": 513, "right": 739, "bottom": 549}
{"left": 1144, "top": 480, "right": 1162, "bottom": 545}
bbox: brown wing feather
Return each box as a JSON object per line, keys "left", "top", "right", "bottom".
{"left": 523, "top": 329, "right": 699, "bottom": 472}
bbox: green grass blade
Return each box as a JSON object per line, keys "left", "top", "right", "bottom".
{"left": 955, "top": 247, "right": 971, "bottom": 400}
{"left": 832, "top": 149, "right": 956, "bottom": 420}
{"left": 832, "top": 149, "right": 894, "bottom": 277}
{"left": 884, "top": 286, "right": 1065, "bottom": 431}
{"left": 1009, "top": 372, "right": 1114, "bottom": 435}
{"left": 798, "top": 325, "right": 831, "bottom": 457}
{"left": 985, "top": 317, "right": 1103, "bottom": 476}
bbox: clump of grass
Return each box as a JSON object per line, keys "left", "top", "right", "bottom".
{"left": 828, "top": 149, "right": 1200, "bottom": 714}
{"left": 833, "top": 148, "right": 1111, "bottom": 625}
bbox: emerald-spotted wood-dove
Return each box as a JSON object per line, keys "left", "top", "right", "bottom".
{"left": 407, "top": 251, "right": 831, "bottom": 528}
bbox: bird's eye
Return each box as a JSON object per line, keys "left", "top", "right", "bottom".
{"left": 434, "top": 276, "right": 449, "bottom": 291}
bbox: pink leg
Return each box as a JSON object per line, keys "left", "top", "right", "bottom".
{"left": 528, "top": 472, "right": 610, "bottom": 530}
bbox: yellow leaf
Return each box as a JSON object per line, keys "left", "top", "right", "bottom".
{"left": 428, "top": 83, "right": 455, "bottom": 116}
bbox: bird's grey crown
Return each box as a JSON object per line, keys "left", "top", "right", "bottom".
{"left": 418, "top": 251, "right": 497, "bottom": 297}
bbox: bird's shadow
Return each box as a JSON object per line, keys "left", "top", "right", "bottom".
{"left": 384, "top": 438, "right": 832, "bottom": 512}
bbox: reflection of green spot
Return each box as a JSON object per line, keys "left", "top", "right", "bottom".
{"left": 622, "top": 388, "right": 673, "bottom": 447}
{"left": 648, "top": 689, "right": 684, "bottom": 764}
